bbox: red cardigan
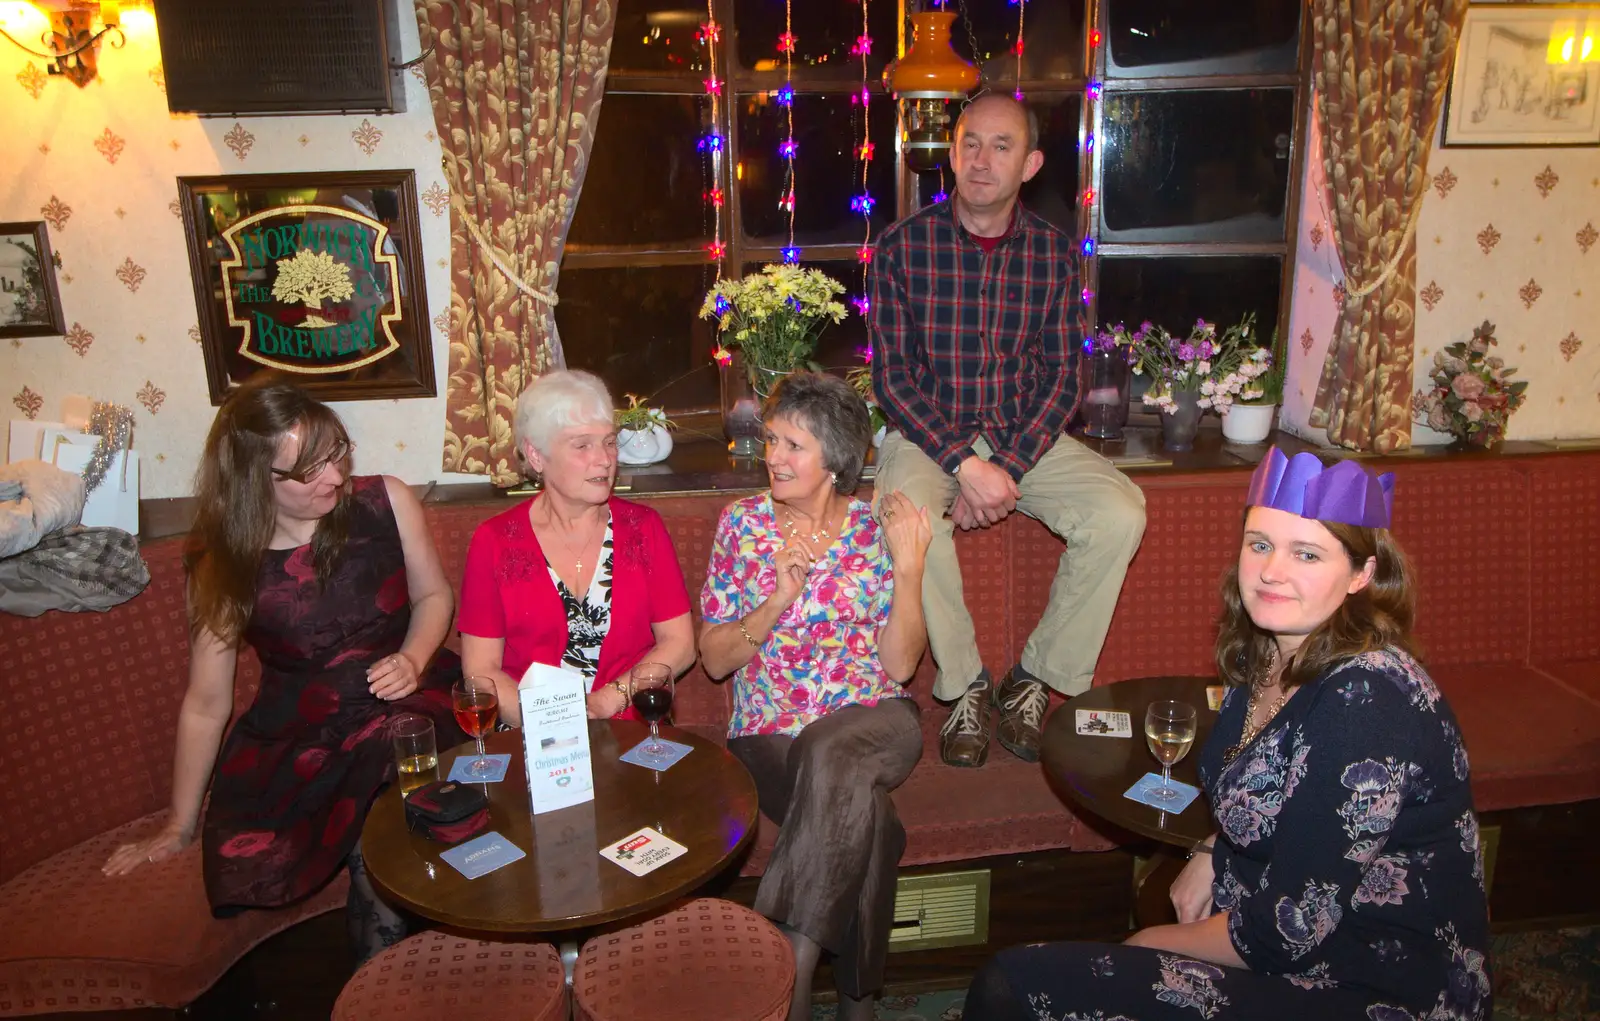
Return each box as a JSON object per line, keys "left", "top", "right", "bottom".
{"left": 457, "top": 497, "right": 691, "bottom": 703}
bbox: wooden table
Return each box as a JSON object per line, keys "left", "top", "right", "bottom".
{"left": 1040, "top": 675, "right": 1219, "bottom": 850}
{"left": 362, "top": 720, "right": 760, "bottom": 934}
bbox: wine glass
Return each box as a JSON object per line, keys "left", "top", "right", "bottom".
{"left": 452, "top": 675, "right": 499, "bottom": 778}
{"left": 628, "top": 662, "right": 674, "bottom": 761}
{"left": 1144, "top": 700, "right": 1198, "bottom": 804}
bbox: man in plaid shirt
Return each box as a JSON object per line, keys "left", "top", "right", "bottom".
{"left": 869, "top": 94, "right": 1146, "bottom": 768}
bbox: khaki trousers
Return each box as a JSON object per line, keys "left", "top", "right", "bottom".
{"left": 875, "top": 431, "right": 1146, "bottom": 700}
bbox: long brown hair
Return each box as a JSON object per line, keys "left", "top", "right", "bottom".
{"left": 185, "top": 376, "right": 353, "bottom": 642}
{"left": 1215, "top": 498, "right": 1418, "bottom": 691}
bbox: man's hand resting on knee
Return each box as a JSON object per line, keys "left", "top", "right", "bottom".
{"left": 953, "top": 456, "right": 1020, "bottom": 530}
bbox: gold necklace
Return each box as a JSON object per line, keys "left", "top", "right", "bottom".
{"left": 540, "top": 507, "right": 603, "bottom": 575}
{"left": 1224, "top": 650, "right": 1288, "bottom": 765}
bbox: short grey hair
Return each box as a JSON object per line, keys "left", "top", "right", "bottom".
{"left": 514, "top": 370, "right": 615, "bottom": 463}
{"left": 762, "top": 372, "right": 872, "bottom": 493}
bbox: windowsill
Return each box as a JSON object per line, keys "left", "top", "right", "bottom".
{"left": 136, "top": 423, "right": 1585, "bottom": 543}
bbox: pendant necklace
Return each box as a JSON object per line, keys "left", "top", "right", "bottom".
{"left": 1225, "top": 648, "right": 1289, "bottom": 765}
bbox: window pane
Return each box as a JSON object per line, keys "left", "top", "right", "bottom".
{"left": 733, "top": 0, "right": 898, "bottom": 77}
{"left": 912, "top": 92, "right": 1082, "bottom": 235}
{"left": 1099, "top": 89, "right": 1294, "bottom": 243}
{"left": 556, "top": 264, "right": 721, "bottom": 410}
{"left": 1095, "top": 256, "right": 1282, "bottom": 340}
{"left": 609, "top": 0, "right": 712, "bottom": 76}
{"left": 1106, "top": 0, "right": 1299, "bottom": 77}
{"left": 737, "top": 92, "right": 896, "bottom": 247}
{"left": 735, "top": 261, "right": 870, "bottom": 376}
{"left": 946, "top": 0, "right": 1086, "bottom": 82}
{"left": 568, "top": 93, "right": 713, "bottom": 247}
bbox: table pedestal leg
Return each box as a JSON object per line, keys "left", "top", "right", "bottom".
{"left": 562, "top": 938, "right": 580, "bottom": 1019}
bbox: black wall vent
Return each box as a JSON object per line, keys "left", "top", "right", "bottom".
{"left": 152, "top": 0, "right": 406, "bottom": 116}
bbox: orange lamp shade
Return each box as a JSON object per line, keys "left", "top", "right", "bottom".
{"left": 890, "top": 11, "right": 979, "bottom": 99}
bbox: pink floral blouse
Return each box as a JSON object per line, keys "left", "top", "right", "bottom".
{"left": 701, "top": 493, "right": 907, "bottom": 739}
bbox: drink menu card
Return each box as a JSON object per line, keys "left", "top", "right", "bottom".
{"left": 519, "top": 663, "right": 595, "bottom": 814}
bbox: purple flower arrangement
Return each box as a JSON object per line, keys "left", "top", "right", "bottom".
{"left": 1122, "top": 313, "right": 1273, "bottom": 415}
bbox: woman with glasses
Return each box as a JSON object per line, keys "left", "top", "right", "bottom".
{"left": 101, "top": 375, "right": 463, "bottom": 962}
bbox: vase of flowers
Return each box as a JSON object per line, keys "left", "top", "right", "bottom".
{"left": 1221, "top": 318, "right": 1284, "bottom": 445}
{"left": 701, "top": 264, "right": 849, "bottom": 455}
{"left": 614, "top": 394, "right": 676, "bottom": 466}
{"left": 1411, "top": 320, "right": 1528, "bottom": 449}
{"left": 1133, "top": 315, "right": 1273, "bottom": 452}
{"left": 1079, "top": 325, "right": 1138, "bottom": 440}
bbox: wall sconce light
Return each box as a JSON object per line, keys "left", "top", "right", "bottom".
{"left": 886, "top": 8, "right": 979, "bottom": 173}
{"left": 0, "top": 2, "right": 127, "bottom": 87}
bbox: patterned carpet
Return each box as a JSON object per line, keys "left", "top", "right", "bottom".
{"left": 813, "top": 927, "right": 1598, "bottom": 1020}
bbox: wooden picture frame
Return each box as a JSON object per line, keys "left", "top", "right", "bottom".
{"left": 0, "top": 220, "right": 66, "bottom": 338}
{"left": 1442, "top": 4, "right": 1600, "bottom": 148}
{"left": 178, "top": 170, "right": 436, "bottom": 404}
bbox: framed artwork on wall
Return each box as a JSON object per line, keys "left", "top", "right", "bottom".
{"left": 178, "top": 170, "right": 436, "bottom": 404}
{"left": 0, "top": 220, "right": 65, "bottom": 338}
{"left": 1442, "top": 4, "right": 1600, "bottom": 147}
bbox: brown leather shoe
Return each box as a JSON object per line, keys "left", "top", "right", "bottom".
{"left": 993, "top": 671, "right": 1049, "bottom": 762}
{"left": 939, "top": 679, "right": 993, "bottom": 768}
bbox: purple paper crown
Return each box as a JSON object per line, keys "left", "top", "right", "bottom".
{"left": 1245, "top": 447, "right": 1395, "bottom": 529}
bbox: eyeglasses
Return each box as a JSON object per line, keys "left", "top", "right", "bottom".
{"left": 271, "top": 440, "right": 353, "bottom": 484}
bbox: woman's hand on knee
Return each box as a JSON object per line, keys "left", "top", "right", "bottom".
{"left": 1170, "top": 848, "right": 1216, "bottom": 923}
{"left": 102, "top": 821, "right": 192, "bottom": 877}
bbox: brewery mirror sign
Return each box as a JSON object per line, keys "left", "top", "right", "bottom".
{"left": 179, "top": 171, "right": 436, "bottom": 403}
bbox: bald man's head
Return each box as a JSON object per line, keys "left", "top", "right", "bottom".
{"left": 954, "top": 93, "right": 1040, "bottom": 154}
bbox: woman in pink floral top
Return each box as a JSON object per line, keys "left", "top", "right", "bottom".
{"left": 700, "top": 372, "right": 931, "bottom": 1021}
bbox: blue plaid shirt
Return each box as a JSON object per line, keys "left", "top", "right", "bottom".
{"left": 867, "top": 198, "right": 1085, "bottom": 480}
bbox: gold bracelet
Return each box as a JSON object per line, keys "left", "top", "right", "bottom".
{"left": 736, "top": 618, "right": 761, "bottom": 648}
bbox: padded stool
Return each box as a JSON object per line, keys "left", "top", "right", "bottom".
{"left": 573, "top": 898, "right": 795, "bottom": 1021}
{"left": 333, "top": 931, "right": 567, "bottom": 1021}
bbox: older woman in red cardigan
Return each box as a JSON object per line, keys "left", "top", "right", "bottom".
{"left": 458, "top": 370, "right": 695, "bottom": 724}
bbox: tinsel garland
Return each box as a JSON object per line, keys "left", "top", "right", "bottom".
{"left": 79, "top": 401, "right": 135, "bottom": 496}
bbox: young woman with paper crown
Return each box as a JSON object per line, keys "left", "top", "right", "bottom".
{"left": 965, "top": 447, "right": 1491, "bottom": 1021}
{"left": 700, "top": 372, "right": 933, "bottom": 1021}
{"left": 456, "top": 370, "right": 694, "bottom": 726}
{"left": 101, "top": 376, "right": 465, "bottom": 961}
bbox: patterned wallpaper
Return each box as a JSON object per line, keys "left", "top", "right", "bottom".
{"left": 0, "top": 6, "right": 465, "bottom": 498}
{"left": 1283, "top": 99, "right": 1600, "bottom": 445}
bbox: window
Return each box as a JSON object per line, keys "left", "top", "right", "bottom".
{"left": 561, "top": 0, "right": 1309, "bottom": 416}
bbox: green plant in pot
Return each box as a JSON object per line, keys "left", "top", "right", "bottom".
{"left": 614, "top": 394, "right": 677, "bottom": 466}
{"left": 845, "top": 359, "right": 889, "bottom": 446}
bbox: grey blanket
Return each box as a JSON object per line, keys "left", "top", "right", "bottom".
{"left": 0, "top": 527, "right": 150, "bottom": 616}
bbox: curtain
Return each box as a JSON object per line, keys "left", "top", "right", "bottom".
{"left": 415, "top": 0, "right": 617, "bottom": 482}
{"left": 1307, "top": 0, "right": 1467, "bottom": 453}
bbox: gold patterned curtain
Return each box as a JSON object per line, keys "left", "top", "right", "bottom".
{"left": 415, "top": 0, "right": 617, "bottom": 482}
{"left": 1308, "top": 0, "right": 1467, "bottom": 453}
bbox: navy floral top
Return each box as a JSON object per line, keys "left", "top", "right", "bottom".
{"left": 1196, "top": 649, "right": 1491, "bottom": 1020}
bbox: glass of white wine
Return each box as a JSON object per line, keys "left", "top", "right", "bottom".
{"left": 1144, "top": 700, "right": 1198, "bottom": 804}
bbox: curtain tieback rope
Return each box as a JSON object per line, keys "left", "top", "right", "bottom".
{"left": 448, "top": 191, "right": 560, "bottom": 308}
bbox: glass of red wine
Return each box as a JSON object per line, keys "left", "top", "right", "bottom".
{"left": 452, "top": 675, "right": 499, "bottom": 778}
{"left": 628, "top": 662, "right": 674, "bottom": 762}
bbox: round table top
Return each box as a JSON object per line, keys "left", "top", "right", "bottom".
{"left": 1040, "top": 675, "right": 1219, "bottom": 849}
{"left": 362, "top": 720, "right": 760, "bottom": 933}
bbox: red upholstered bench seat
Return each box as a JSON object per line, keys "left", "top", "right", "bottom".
{"left": 0, "top": 812, "right": 346, "bottom": 1016}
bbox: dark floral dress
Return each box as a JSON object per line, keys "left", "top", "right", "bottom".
{"left": 968, "top": 649, "right": 1490, "bottom": 1021}
{"left": 202, "top": 476, "right": 463, "bottom": 914}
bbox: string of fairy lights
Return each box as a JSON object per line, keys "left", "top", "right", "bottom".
{"left": 695, "top": 3, "right": 1094, "bottom": 310}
